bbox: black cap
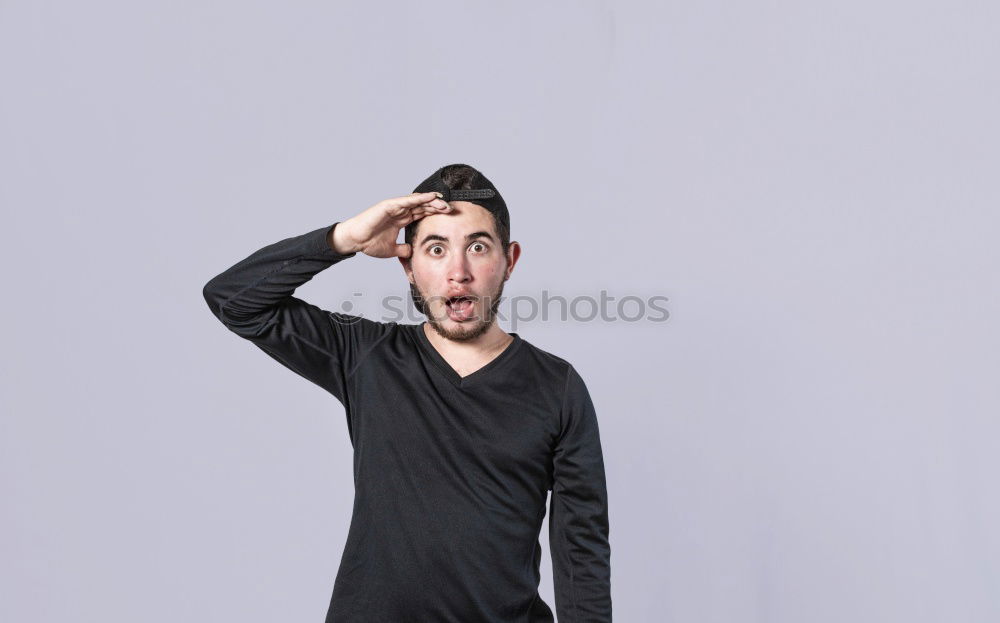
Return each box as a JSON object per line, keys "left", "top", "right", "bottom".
{"left": 412, "top": 164, "right": 509, "bottom": 234}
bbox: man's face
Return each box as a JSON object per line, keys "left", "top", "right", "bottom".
{"left": 403, "top": 201, "right": 516, "bottom": 342}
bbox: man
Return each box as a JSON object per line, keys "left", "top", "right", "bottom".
{"left": 202, "top": 164, "right": 612, "bottom": 622}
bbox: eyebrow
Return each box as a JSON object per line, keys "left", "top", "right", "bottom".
{"left": 419, "top": 231, "right": 495, "bottom": 247}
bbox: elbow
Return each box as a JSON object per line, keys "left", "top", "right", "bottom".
{"left": 202, "top": 277, "right": 228, "bottom": 321}
{"left": 202, "top": 278, "right": 269, "bottom": 338}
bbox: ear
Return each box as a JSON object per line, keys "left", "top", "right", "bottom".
{"left": 503, "top": 241, "right": 522, "bottom": 280}
{"left": 398, "top": 256, "right": 414, "bottom": 283}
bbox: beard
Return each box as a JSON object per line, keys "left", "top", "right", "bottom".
{"left": 409, "top": 278, "right": 506, "bottom": 342}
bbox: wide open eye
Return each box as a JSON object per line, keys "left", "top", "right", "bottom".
{"left": 470, "top": 241, "right": 487, "bottom": 253}
{"left": 428, "top": 244, "right": 444, "bottom": 256}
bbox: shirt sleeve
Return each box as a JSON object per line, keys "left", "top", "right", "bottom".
{"left": 549, "top": 364, "right": 613, "bottom": 622}
{"left": 201, "top": 222, "right": 393, "bottom": 413}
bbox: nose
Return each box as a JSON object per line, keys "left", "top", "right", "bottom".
{"left": 447, "top": 253, "right": 471, "bottom": 285}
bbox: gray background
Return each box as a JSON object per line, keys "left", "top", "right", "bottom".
{"left": 2, "top": 1, "right": 998, "bottom": 621}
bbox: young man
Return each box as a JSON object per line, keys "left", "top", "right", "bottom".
{"left": 202, "top": 164, "right": 612, "bottom": 622}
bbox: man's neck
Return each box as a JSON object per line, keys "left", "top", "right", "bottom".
{"left": 422, "top": 322, "right": 513, "bottom": 361}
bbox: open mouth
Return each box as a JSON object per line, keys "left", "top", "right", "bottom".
{"left": 445, "top": 295, "right": 475, "bottom": 320}
{"left": 447, "top": 296, "right": 473, "bottom": 308}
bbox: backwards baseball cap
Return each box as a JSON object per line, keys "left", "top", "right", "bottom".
{"left": 411, "top": 163, "right": 509, "bottom": 235}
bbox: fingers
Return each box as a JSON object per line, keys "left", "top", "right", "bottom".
{"left": 394, "top": 242, "right": 412, "bottom": 258}
{"left": 398, "top": 191, "right": 444, "bottom": 207}
{"left": 404, "top": 204, "right": 452, "bottom": 225}
{"left": 395, "top": 191, "right": 452, "bottom": 212}
{"left": 380, "top": 192, "right": 452, "bottom": 225}
{"left": 416, "top": 201, "right": 450, "bottom": 214}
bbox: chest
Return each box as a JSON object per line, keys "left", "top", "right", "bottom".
{"left": 346, "top": 353, "right": 561, "bottom": 490}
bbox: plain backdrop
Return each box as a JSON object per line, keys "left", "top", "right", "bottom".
{"left": 2, "top": 1, "right": 998, "bottom": 622}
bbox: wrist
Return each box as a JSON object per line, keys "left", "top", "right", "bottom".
{"left": 328, "top": 221, "right": 360, "bottom": 255}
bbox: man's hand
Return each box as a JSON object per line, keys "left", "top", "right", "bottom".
{"left": 328, "top": 192, "right": 452, "bottom": 258}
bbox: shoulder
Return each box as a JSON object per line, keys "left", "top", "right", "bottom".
{"left": 516, "top": 338, "right": 601, "bottom": 440}
{"left": 514, "top": 335, "right": 586, "bottom": 395}
{"left": 324, "top": 313, "right": 408, "bottom": 363}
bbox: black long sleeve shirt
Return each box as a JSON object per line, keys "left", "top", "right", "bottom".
{"left": 202, "top": 223, "right": 612, "bottom": 622}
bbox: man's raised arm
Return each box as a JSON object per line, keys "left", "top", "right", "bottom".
{"left": 201, "top": 188, "right": 452, "bottom": 406}
{"left": 201, "top": 221, "right": 375, "bottom": 404}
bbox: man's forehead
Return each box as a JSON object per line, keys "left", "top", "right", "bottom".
{"left": 417, "top": 203, "right": 496, "bottom": 240}
{"left": 446, "top": 200, "right": 492, "bottom": 214}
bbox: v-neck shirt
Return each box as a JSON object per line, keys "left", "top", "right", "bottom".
{"left": 203, "top": 222, "right": 612, "bottom": 622}
{"left": 415, "top": 324, "right": 522, "bottom": 388}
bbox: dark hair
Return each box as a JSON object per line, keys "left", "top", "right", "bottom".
{"left": 404, "top": 164, "right": 511, "bottom": 256}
